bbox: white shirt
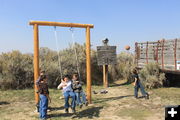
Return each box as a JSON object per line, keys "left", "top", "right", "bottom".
{"left": 57, "top": 80, "right": 73, "bottom": 93}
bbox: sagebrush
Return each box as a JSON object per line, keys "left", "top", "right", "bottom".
{"left": 0, "top": 43, "right": 104, "bottom": 89}
{"left": 139, "top": 63, "right": 166, "bottom": 89}
{"left": 109, "top": 52, "right": 135, "bottom": 83}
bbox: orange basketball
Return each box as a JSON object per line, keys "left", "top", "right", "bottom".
{"left": 125, "top": 45, "right": 130, "bottom": 50}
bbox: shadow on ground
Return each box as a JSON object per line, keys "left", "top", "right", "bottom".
{"left": 109, "top": 82, "right": 130, "bottom": 87}
{"left": 49, "top": 106, "right": 64, "bottom": 111}
{"left": 73, "top": 106, "right": 103, "bottom": 119}
{"left": 94, "top": 95, "right": 134, "bottom": 104}
{"left": 0, "top": 101, "right": 10, "bottom": 105}
{"left": 48, "top": 106, "right": 103, "bottom": 119}
{"left": 48, "top": 113, "right": 74, "bottom": 118}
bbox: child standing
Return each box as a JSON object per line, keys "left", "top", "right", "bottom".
{"left": 36, "top": 70, "right": 46, "bottom": 112}
{"left": 132, "top": 69, "right": 149, "bottom": 99}
{"left": 72, "top": 74, "right": 88, "bottom": 108}
{"left": 38, "top": 75, "right": 51, "bottom": 120}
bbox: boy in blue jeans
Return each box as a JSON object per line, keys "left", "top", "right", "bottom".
{"left": 132, "top": 69, "right": 149, "bottom": 99}
{"left": 36, "top": 70, "right": 46, "bottom": 112}
{"left": 72, "top": 74, "right": 88, "bottom": 108}
{"left": 38, "top": 75, "right": 51, "bottom": 120}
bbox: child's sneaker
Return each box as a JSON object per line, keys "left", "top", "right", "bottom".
{"left": 145, "top": 93, "right": 149, "bottom": 99}
{"left": 134, "top": 96, "right": 138, "bottom": 99}
{"left": 65, "top": 108, "right": 69, "bottom": 113}
{"left": 85, "top": 102, "right": 88, "bottom": 106}
{"left": 71, "top": 108, "right": 76, "bottom": 113}
{"left": 79, "top": 104, "right": 83, "bottom": 108}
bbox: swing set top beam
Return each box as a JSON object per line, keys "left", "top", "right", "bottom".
{"left": 29, "top": 21, "right": 94, "bottom": 28}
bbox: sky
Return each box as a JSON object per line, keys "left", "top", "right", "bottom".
{"left": 0, "top": 0, "right": 180, "bottom": 54}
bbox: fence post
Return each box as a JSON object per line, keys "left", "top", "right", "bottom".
{"left": 174, "top": 38, "right": 177, "bottom": 70}
{"left": 156, "top": 40, "right": 159, "bottom": 63}
{"left": 135, "top": 42, "right": 138, "bottom": 66}
{"left": 146, "top": 41, "right": 149, "bottom": 64}
{"left": 161, "top": 39, "right": 165, "bottom": 69}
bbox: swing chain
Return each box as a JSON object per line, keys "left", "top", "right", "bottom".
{"left": 54, "top": 26, "right": 81, "bottom": 81}
{"left": 54, "top": 26, "right": 63, "bottom": 80}
{"left": 69, "top": 27, "right": 81, "bottom": 81}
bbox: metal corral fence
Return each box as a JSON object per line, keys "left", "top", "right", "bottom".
{"left": 135, "top": 38, "right": 180, "bottom": 74}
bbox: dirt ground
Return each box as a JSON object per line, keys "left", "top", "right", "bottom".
{"left": 0, "top": 80, "right": 180, "bottom": 120}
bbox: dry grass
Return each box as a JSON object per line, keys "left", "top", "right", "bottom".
{"left": 0, "top": 80, "right": 180, "bottom": 120}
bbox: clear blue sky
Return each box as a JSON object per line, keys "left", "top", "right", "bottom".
{"left": 0, "top": 0, "right": 180, "bottom": 53}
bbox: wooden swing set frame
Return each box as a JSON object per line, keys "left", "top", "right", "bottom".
{"left": 29, "top": 21, "right": 94, "bottom": 104}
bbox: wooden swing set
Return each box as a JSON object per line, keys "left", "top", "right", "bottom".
{"left": 29, "top": 21, "right": 94, "bottom": 105}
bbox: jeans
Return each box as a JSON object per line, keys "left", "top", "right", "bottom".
{"left": 134, "top": 81, "right": 147, "bottom": 97}
{"left": 75, "top": 91, "right": 87, "bottom": 105}
{"left": 39, "top": 94, "right": 48, "bottom": 119}
{"left": 63, "top": 91, "right": 76, "bottom": 109}
{"left": 75, "top": 92, "right": 82, "bottom": 105}
{"left": 80, "top": 91, "right": 87, "bottom": 104}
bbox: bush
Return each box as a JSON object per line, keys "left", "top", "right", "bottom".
{"left": 0, "top": 43, "right": 137, "bottom": 89}
{"left": 0, "top": 43, "right": 103, "bottom": 89}
{"left": 39, "top": 44, "right": 103, "bottom": 86}
{"left": 109, "top": 52, "right": 135, "bottom": 83}
{"left": 0, "top": 51, "right": 33, "bottom": 89}
{"left": 139, "top": 62, "right": 166, "bottom": 89}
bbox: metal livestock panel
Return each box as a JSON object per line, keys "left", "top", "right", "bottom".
{"left": 135, "top": 38, "right": 180, "bottom": 72}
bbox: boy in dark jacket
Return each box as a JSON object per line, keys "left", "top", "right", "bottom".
{"left": 132, "top": 69, "right": 149, "bottom": 99}
{"left": 38, "top": 75, "right": 51, "bottom": 120}
{"left": 36, "top": 71, "right": 46, "bottom": 112}
{"left": 72, "top": 74, "right": 88, "bottom": 108}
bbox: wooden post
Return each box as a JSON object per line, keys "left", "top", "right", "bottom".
{"left": 103, "top": 66, "right": 105, "bottom": 87}
{"left": 156, "top": 41, "right": 159, "bottom": 63}
{"left": 86, "top": 27, "right": 92, "bottom": 104}
{"left": 33, "top": 24, "right": 39, "bottom": 105}
{"left": 103, "top": 65, "right": 108, "bottom": 88}
{"left": 146, "top": 42, "right": 149, "bottom": 64}
{"left": 135, "top": 42, "right": 138, "bottom": 66}
{"left": 161, "top": 39, "right": 165, "bottom": 69}
{"left": 174, "top": 39, "right": 177, "bottom": 70}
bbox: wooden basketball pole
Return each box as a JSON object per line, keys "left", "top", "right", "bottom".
{"left": 103, "top": 65, "right": 108, "bottom": 88}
